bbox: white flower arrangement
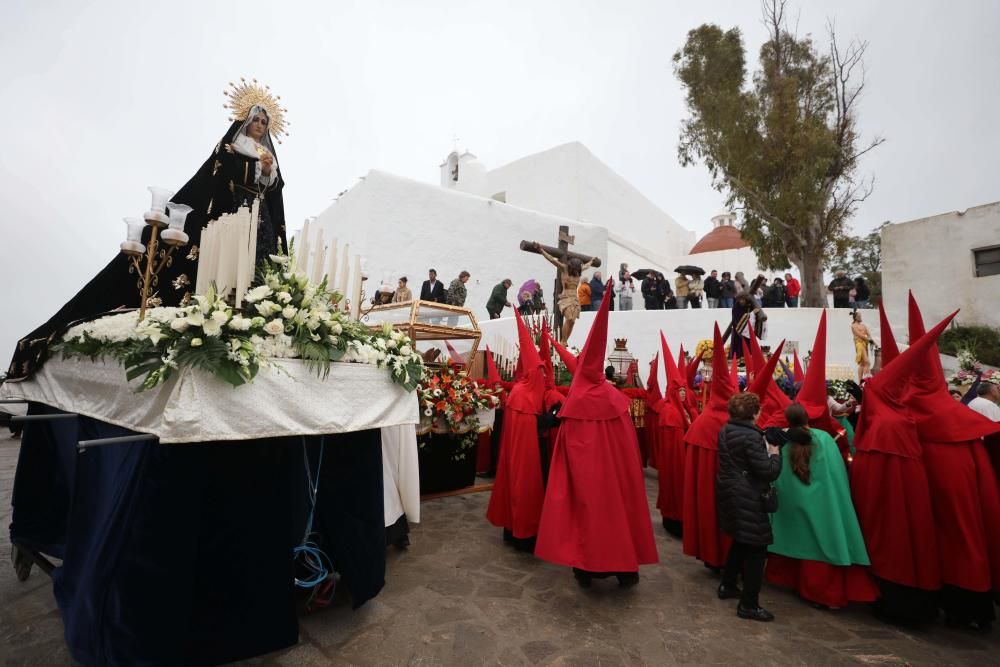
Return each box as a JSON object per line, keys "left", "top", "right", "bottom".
{"left": 57, "top": 250, "right": 426, "bottom": 392}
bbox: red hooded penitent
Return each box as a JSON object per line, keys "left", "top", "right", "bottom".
{"left": 486, "top": 309, "right": 547, "bottom": 539}
{"left": 905, "top": 295, "right": 1000, "bottom": 593}
{"left": 535, "top": 284, "right": 658, "bottom": 573}
{"left": 653, "top": 332, "right": 691, "bottom": 524}
{"left": 681, "top": 323, "right": 735, "bottom": 568}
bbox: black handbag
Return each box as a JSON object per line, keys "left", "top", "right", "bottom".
{"left": 760, "top": 486, "right": 779, "bottom": 513}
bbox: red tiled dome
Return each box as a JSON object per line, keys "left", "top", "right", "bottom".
{"left": 689, "top": 225, "right": 749, "bottom": 254}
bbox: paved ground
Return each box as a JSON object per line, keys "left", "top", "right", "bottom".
{"left": 2, "top": 431, "right": 999, "bottom": 666}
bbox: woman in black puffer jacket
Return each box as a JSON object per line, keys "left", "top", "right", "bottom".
{"left": 716, "top": 392, "right": 782, "bottom": 621}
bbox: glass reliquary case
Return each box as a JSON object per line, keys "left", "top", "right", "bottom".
{"left": 365, "top": 300, "right": 482, "bottom": 368}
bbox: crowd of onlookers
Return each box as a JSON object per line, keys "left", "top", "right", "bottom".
{"left": 371, "top": 265, "right": 873, "bottom": 317}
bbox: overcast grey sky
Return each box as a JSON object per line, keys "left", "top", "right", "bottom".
{"left": 1, "top": 0, "right": 998, "bottom": 360}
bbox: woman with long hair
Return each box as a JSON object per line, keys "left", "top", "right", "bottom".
{"left": 766, "top": 403, "right": 878, "bottom": 608}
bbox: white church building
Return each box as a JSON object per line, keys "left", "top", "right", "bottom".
{"left": 307, "top": 142, "right": 763, "bottom": 317}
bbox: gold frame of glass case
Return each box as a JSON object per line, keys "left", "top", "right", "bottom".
{"left": 366, "top": 299, "right": 482, "bottom": 368}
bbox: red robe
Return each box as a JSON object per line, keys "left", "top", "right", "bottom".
{"left": 681, "top": 324, "right": 734, "bottom": 568}
{"left": 486, "top": 311, "right": 546, "bottom": 539}
{"left": 535, "top": 283, "right": 658, "bottom": 573}
{"left": 486, "top": 402, "right": 545, "bottom": 539}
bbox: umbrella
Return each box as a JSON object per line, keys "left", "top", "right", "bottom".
{"left": 630, "top": 268, "right": 658, "bottom": 281}
{"left": 674, "top": 265, "right": 705, "bottom": 275}
{"left": 517, "top": 279, "right": 539, "bottom": 305}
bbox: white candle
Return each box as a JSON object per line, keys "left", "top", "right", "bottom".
{"left": 297, "top": 218, "right": 311, "bottom": 273}
{"left": 325, "top": 238, "right": 338, "bottom": 289}
{"left": 337, "top": 243, "right": 350, "bottom": 295}
{"left": 311, "top": 227, "right": 325, "bottom": 286}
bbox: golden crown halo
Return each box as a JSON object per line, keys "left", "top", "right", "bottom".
{"left": 223, "top": 77, "right": 290, "bottom": 143}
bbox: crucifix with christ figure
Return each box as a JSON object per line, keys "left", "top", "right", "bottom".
{"left": 520, "top": 225, "right": 601, "bottom": 345}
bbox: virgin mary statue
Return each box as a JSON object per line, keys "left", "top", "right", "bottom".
{"left": 7, "top": 80, "right": 289, "bottom": 381}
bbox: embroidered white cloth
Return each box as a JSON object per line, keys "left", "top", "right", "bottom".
{"left": 380, "top": 424, "right": 421, "bottom": 526}
{"left": 0, "top": 357, "right": 418, "bottom": 444}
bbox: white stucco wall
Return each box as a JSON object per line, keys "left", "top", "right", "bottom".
{"left": 482, "top": 142, "right": 696, "bottom": 259}
{"left": 480, "top": 307, "right": 866, "bottom": 386}
{"left": 882, "top": 201, "right": 1000, "bottom": 338}
{"left": 309, "top": 170, "right": 609, "bottom": 321}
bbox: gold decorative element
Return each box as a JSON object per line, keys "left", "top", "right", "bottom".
{"left": 146, "top": 294, "right": 162, "bottom": 309}
{"left": 223, "top": 77, "right": 290, "bottom": 142}
{"left": 186, "top": 245, "right": 199, "bottom": 261}
{"left": 180, "top": 291, "right": 192, "bottom": 307}
{"left": 172, "top": 273, "right": 191, "bottom": 291}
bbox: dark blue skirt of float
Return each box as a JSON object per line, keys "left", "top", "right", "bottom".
{"left": 10, "top": 402, "right": 385, "bottom": 667}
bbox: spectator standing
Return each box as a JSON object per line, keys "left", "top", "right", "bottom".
{"left": 658, "top": 273, "right": 675, "bottom": 309}
{"left": 619, "top": 262, "right": 629, "bottom": 283}
{"left": 486, "top": 279, "right": 513, "bottom": 319}
{"left": 969, "top": 383, "right": 1000, "bottom": 421}
{"left": 828, "top": 270, "right": 853, "bottom": 308}
{"left": 589, "top": 271, "right": 606, "bottom": 309}
{"left": 688, "top": 274, "right": 705, "bottom": 308}
{"left": 446, "top": 270, "right": 471, "bottom": 307}
{"left": 675, "top": 273, "right": 691, "bottom": 309}
{"left": 578, "top": 277, "right": 593, "bottom": 312}
{"left": 765, "top": 278, "right": 786, "bottom": 308}
{"left": 719, "top": 272, "right": 737, "bottom": 308}
{"left": 641, "top": 272, "right": 661, "bottom": 310}
{"left": 784, "top": 273, "right": 800, "bottom": 308}
{"left": 420, "top": 269, "right": 446, "bottom": 303}
{"left": 704, "top": 270, "right": 722, "bottom": 308}
{"left": 853, "top": 276, "right": 871, "bottom": 309}
{"left": 392, "top": 276, "right": 412, "bottom": 303}
{"left": 716, "top": 392, "right": 782, "bottom": 622}
{"left": 734, "top": 271, "right": 749, "bottom": 295}
{"left": 618, "top": 271, "right": 635, "bottom": 311}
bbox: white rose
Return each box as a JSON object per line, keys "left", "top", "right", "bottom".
{"left": 264, "top": 319, "right": 284, "bottom": 336}
{"left": 202, "top": 319, "right": 222, "bottom": 337}
{"left": 250, "top": 334, "right": 264, "bottom": 346}
{"left": 186, "top": 312, "right": 205, "bottom": 327}
{"left": 190, "top": 337, "right": 203, "bottom": 347}
{"left": 277, "top": 291, "right": 292, "bottom": 304}
{"left": 400, "top": 345, "right": 412, "bottom": 356}
{"left": 385, "top": 339, "right": 397, "bottom": 349}
{"left": 170, "top": 318, "right": 189, "bottom": 333}
{"left": 211, "top": 309, "right": 229, "bottom": 324}
{"left": 282, "top": 305, "right": 297, "bottom": 319}
{"left": 330, "top": 322, "right": 343, "bottom": 335}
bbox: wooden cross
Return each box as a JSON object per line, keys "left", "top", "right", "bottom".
{"left": 520, "top": 225, "right": 602, "bottom": 341}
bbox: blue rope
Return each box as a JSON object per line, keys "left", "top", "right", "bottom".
{"left": 294, "top": 437, "right": 336, "bottom": 596}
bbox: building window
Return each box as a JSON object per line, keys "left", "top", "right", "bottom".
{"left": 973, "top": 246, "right": 1000, "bottom": 277}
{"left": 492, "top": 191, "right": 507, "bottom": 203}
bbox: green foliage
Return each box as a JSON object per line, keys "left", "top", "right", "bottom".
{"left": 673, "top": 1, "right": 882, "bottom": 305}
{"left": 939, "top": 326, "right": 1000, "bottom": 368}
{"left": 831, "top": 221, "right": 887, "bottom": 302}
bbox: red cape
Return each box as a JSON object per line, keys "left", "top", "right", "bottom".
{"left": 653, "top": 333, "right": 689, "bottom": 522}
{"left": 486, "top": 309, "right": 546, "bottom": 538}
{"left": 682, "top": 323, "right": 734, "bottom": 567}
{"left": 536, "top": 282, "right": 658, "bottom": 571}
{"left": 850, "top": 311, "right": 956, "bottom": 590}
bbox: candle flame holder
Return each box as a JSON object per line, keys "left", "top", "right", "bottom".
{"left": 121, "top": 188, "right": 191, "bottom": 321}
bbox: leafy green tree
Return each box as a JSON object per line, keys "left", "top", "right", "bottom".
{"left": 673, "top": 0, "right": 883, "bottom": 306}
{"left": 831, "top": 221, "right": 888, "bottom": 302}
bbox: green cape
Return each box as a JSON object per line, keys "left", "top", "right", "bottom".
{"left": 769, "top": 428, "right": 869, "bottom": 566}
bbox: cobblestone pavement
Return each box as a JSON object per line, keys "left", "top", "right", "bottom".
{"left": 2, "top": 431, "right": 998, "bottom": 666}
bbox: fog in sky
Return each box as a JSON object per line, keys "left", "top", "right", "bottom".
{"left": 1, "top": 0, "right": 998, "bottom": 360}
